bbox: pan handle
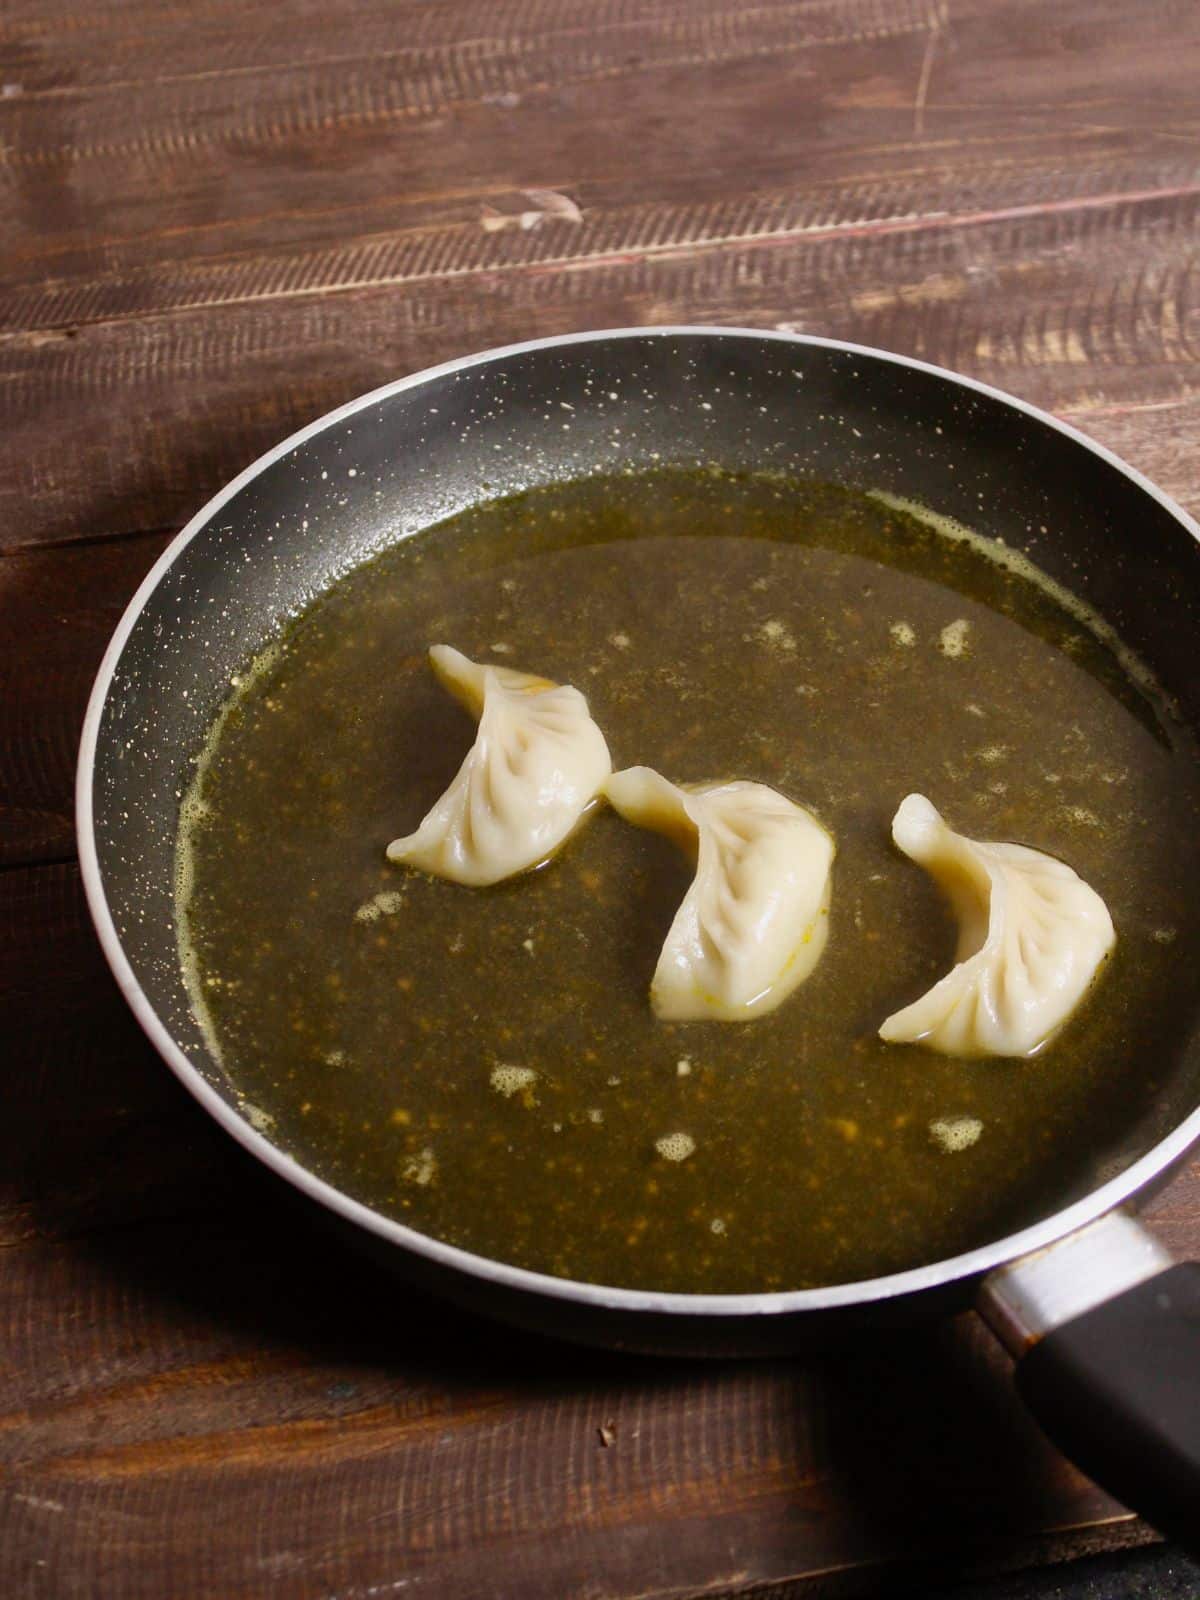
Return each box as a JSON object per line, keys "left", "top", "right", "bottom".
{"left": 978, "top": 1212, "right": 1200, "bottom": 1553}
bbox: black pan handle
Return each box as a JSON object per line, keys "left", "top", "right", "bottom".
{"left": 979, "top": 1213, "right": 1200, "bottom": 1553}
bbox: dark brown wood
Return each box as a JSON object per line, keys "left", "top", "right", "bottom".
{"left": 5, "top": 200, "right": 1200, "bottom": 551}
{"left": 4, "top": 0, "right": 1200, "bottom": 550}
{"left": 0, "top": 862, "right": 247, "bottom": 1249}
{"left": 0, "top": 531, "right": 171, "bottom": 867}
{"left": 4, "top": 0, "right": 1200, "bottom": 1593}
{"left": 0, "top": 1189, "right": 1189, "bottom": 1600}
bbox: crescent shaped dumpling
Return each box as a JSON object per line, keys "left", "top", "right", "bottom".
{"left": 879, "top": 794, "right": 1115, "bottom": 1058}
{"left": 605, "top": 766, "right": 835, "bottom": 1021}
{"left": 386, "top": 645, "right": 612, "bottom": 886}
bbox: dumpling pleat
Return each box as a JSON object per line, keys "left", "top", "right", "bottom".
{"left": 605, "top": 766, "right": 835, "bottom": 1021}
{"left": 387, "top": 646, "right": 612, "bottom": 886}
{"left": 879, "top": 794, "right": 1115, "bottom": 1058}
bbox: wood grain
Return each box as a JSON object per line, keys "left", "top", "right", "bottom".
{"left": 4, "top": 186, "right": 1200, "bottom": 553}
{"left": 2, "top": 0, "right": 1195, "bottom": 282}
{"left": 0, "top": 1214, "right": 1172, "bottom": 1600}
{"left": 3, "top": 0, "right": 1200, "bottom": 551}
{"left": 5, "top": 0, "right": 1200, "bottom": 1593}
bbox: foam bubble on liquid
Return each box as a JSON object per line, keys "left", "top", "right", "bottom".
{"left": 757, "top": 618, "right": 797, "bottom": 653}
{"left": 402, "top": 1147, "right": 437, "bottom": 1186}
{"left": 938, "top": 618, "right": 971, "bottom": 658}
{"left": 1059, "top": 804, "right": 1101, "bottom": 828}
{"left": 490, "top": 1064, "right": 537, "bottom": 1098}
{"left": 355, "top": 889, "right": 406, "bottom": 924}
{"left": 243, "top": 1102, "right": 276, "bottom": 1134}
{"left": 930, "top": 1116, "right": 983, "bottom": 1153}
{"left": 655, "top": 1131, "right": 696, "bottom": 1162}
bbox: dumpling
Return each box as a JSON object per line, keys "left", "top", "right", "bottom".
{"left": 387, "top": 645, "right": 611, "bottom": 886}
{"left": 604, "top": 766, "right": 835, "bottom": 1021}
{"left": 879, "top": 794, "right": 1115, "bottom": 1058}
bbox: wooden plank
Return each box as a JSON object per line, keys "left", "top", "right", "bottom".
{"left": 2, "top": 7, "right": 1197, "bottom": 308}
{"left": 0, "top": 0, "right": 935, "bottom": 178}
{"left": 3, "top": 182, "right": 1200, "bottom": 553}
{"left": 1057, "top": 394, "right": 1200, "bottom": 513}
{"left": 7, "top": 141, "right": 1200, "bottom": 335}
{"left": 0, "top": 861, "right": 249, "bottom": 1249}
{"left": 0, "top": 530, "right": 170, "bottom": 867}
{"left": 2, "top": 0, "right": 1199, "bottom": 558}
{"left": 0, "top": 1207, "right": 1178, "bottom": 1600}
{"left": 2, "top": 0, "right": 1198, "bottom": 338}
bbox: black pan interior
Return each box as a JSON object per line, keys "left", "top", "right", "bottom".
{"left": 91, "top": 331, "right": 1200, "bottom": 1225}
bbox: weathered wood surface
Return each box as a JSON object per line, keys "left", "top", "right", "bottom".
{"left": 4, "top": 0, "right": 1200, "bottom": 551}
{"left": 3, "top": 0, "right": 1199, "bottom": 1594}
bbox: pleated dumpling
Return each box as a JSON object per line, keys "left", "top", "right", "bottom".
{"left": 387, "top": 645, "right": 611, "bottom": 886}
{"left": 879, "top": 794, "right": 1115, "bottom": 1058}
{"left": 605, "top": 767, "right": 835, "bottom": 1021}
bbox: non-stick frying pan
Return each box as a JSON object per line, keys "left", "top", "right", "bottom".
{"left": 77, "top": 329, "right": 1200, "bottom": 1545}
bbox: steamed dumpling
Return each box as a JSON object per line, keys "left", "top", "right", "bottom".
{"left": 879, "top": 794, "right": 1115, "bottom": 1058}
{"left": 387, "top": 645, "right": 611, "bottom": 886}
{"left": 605, "top": 766, "right": 835, "bottom": 1021}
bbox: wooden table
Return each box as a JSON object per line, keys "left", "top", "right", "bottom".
{"left": 3, "top": 2, "right": 1199, "bottom": 1594}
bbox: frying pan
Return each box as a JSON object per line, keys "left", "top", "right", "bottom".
{"left": 77, "top": 328, "right": 1200, "bottom": 1545}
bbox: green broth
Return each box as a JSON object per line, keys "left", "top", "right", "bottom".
{"left": 178, "top": 471, "right": 1200, "bottom": 1292}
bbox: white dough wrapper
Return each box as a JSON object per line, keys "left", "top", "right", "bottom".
{"left": 387, "top": 645, "right": 612, "bottom": 886}
{"left": 605, "top": 766, "right": 835, "bottom": 1021}
{"left": 879, "top": 793, "right": 1115, "bottom": 1058}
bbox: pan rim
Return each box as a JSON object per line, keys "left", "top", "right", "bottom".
{"left": 76, "top": 324, "right": 1200, "bottom": 1320}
